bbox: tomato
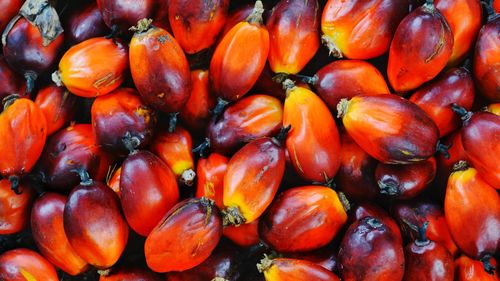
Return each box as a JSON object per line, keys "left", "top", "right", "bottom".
{"left": 64, "top": 1, "right": 109, "bottom": 45}
{"left": 31, "top": 192, "right": 88, "bottom": 275}
{"left": 145, "top": 197, "right": 222, "bottom": 272}
{"left": 0, "top": 179, "right": 34, "bottom": 235}
{"left": 35, "top": 85, "right": 78, "bottom": 136}
{"left": 321, "top": 0, "right": 408, "bottom": 59}
{"left": 258, "top": 257, "right": 340, "bottom": 281}
{"left": 56, "top": 37, "right": 128, "bottom": 97}
{"left": 0, "top": 248, "right": 58, "bottom": 281}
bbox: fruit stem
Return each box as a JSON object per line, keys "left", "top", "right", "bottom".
{"left": 122, "top": 131, "right": 140, "bottom": 155}
{"left": 338, "top": 192, "right": 351, "bottom": 212}
{"left": 71, "top": 167, "right": 93, "bottom": 186}
{"left": 9, "top": 175, "right": 21, "bottom": 195}
{"left": 2, "top": 94, "right": 20, "bottom": 111}
{"left": 256, "top": 254, "right": 273, "bottom": 273}
{"left": 336, "top": 98, "right": 350, "bottom": 118}
{"left": 97, "top": 269, "right": 111, "bottom": 276}
{"left": 211, "top": 97, "right": 229, "bottom": 117}
{"left": 282, "top": 79, "right": 296, "bottom": 97}
{"left": 129, "top": 18, "right": 153, "bottom": 33}
{"left": 192, "top": 138, "right": 211, "bottom": 158}
{"left": 246, "top": 0, "right": 265, "bottom": 24}
{"left": 481, "top": 255, "right": 497, "bottom": 275}
{"left": 366, "top": 218, "right": 383, "bottom": 229}
{"left": 452, "top": 160, "right": 469, "bottom": 172}
{"left": 168, "top": 112, "right": 179, "bottom": 133}
{"left": 273, "top": 125, "right": 291, "bottom": 146}
{"left": 105, "top": 24, "right": 120, "bottom": 40}
{"left": 51, "top": 71, "right": 63, "bottom": 87}
{"left": 321, "top": 34, "right": 343, "bottom": 58}
{"left": 378, "top": 179, "right": 400, "bottom": 196}
{"left": 461, "top": 59, "right": 472, "bottom": 72}
{"left": 415, "top": 221, "right": 431, "bottom": 246}
{"left": 436, "top": 141, "right": 451, "bottom": 160}
{"left": 180, "top": 169, "right": 196, "bottom": 187}
{"left": 451, "top": 103, "right": 472, "bottom": 124}
{"left": 24, "top": 71, "right": 37, "bottom": 94}
{"left": 295, "top": 74, "right": 318, "bottom": 85}
{"left": 221, "top": 206, "right": 246, "bottom": 226}
{"left": 272, "top": 73, "right": 289, "bottom": 84}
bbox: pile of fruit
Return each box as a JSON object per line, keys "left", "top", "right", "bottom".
{"left": 0, "top": 0, "right": 499, "bottom": 280}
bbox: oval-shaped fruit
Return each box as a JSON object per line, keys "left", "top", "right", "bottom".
{"left": 410, "top": 67, "right": 475, "bottom": 137}
{"left": 57, "top": 37, "right": 128, "bottom": 97}
{"left": 97, "top": 0, "right": 156, "bottom": 33}
{"left": 169, "top": 0, "right": 229, "bottom": 54}
{"left": 0, "top": 56, "right": 25, "bottom": 100}
{"left": 376, "top": 157, "right": 437, "bottom": 199}
{"left": 223, "top": 137, "right": 286, "bottom": 226}
{"left": 120, "top": 150, "right": 179, "bottom": 236}
{"left": 195, "top": 153, "right": 228, "bottom": 209}
{"left": 335, "top": 130, "right": 378, "bottom": 201}
{"left": 460, "top": 112, "right": 500, "bottom": 189}
{"left": 150, "top": 127, "right": 195, "bottom": 186}
{"left": 223, "top": 219, "right": 260, "bottom": 248}
{"left": 473, "top": 16, "right": 500, "bottom": 102}
{"left": 339, "top": 94, "right": 439, "bottom": 164}
{"left": 0, "top": 248, "right": 58, "bottom": 281}
{"left": 283, "top": 82, "right": 340, "bottom": 182}
{"left": 0, "top": 179, "right": 34, "bottom": 235}
{"left": 31, "top": 193, "right": 88, "bottom": 276}
{"left": 145, "top": 197, "right": 222, "bottom": 272}
{"left": 180, "top": 70, "right": 216, "bottom": 131}
{"left": 35, "top": 85, "right": 77, "bottom": 136}
{"left": 267, "top": 0, "right": 319, "bottom": 74}
{"left": 260, "top": 185, "right": 347, "bottom": 253}
{"left": 258, "top": 257, "right": 341, "bottom": 281}
{"left": 208, "top": 94, "right": 283, "bottom": 155}
{"left": 455, "top": 255, "right": 500, "bottom": 281}
{"left": 321, "top": 0, "right": 408, "bottom": 59}
{"left": 387, "top": 2, "right": 453, "bottom": 92}
{"left": 444, "top": 163, "right": 500, "bottom": 259}
{"left": 435, "top": 0, "right": 482, "bottom": 66}
{"left": 92, "top": 88, "right": 156, "bottom": 155}
{"left": 99, "top": 267, "right": 162, "bottom": 281}
{"left": 312, "top": 60, "right": 390, "bottom": 113}
{"left": 338, "top": 217, "right": 405, "bottom": 281}
{"left": 210, "top": 1, "right": 269, "bottom": 101}
{"left": 0, "top": 0, "right": 22, "bottom": 33}
{"left": 64, "top": 1, "right": 109, "bottom": 45}
{"left": 0, "top": 97, "right": 47, "bottom": 189}
{"left": 349, "top": 203, "right": 403, "bottom": 243}
{"left": 64, "top": 175, "right": 129, "bottom": 268}
{"left": 130, "top": 21, "right": 191, "bottom": 113}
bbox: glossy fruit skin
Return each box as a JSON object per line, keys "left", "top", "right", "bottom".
{"left": 58, "top": 37, "right": 128, "bottom": 98}
{"left": 460, "top": 112, "right": 500, "bottom": 189}
{"left": 338, "top": 217, "right": 405, "bottom": 281}
{"left": 208, "top": 94, "right": 283, "bottom": 155}
{"left": 284, "top": 85, "right": 340, "bottom": 182}
{"left": 64, "top": 179, "right": 129, "bottom": 268}
{"left": 267, "top": 0, "right": 319, "bottom": 74}
{"left": 0, "top": 0, "right": 22, "bottom": 33}
{"left": 253, "top": 64, "right": 287, "bottom": 101}
{"left": 0, "top": 98, "right": 47, "bottom": 180}
{"left": 220, "top": 4, "right": 253, "bottom": 37}
{"left": 410, "top": 67, "right": 475, "bottom": 137}
{"left": 97, "top": 0, "right": 156, "bottom": 33}
{"left": 387, "top": 3, "right": 453, "bottom": 92}
{"left": 473, "top": 17, "right": 500, "bottom": 101}
{"left": 341, "top": 95, "right": 440, "bottom": 164}
{"left": 393, "top": 201, "right": 458, "bottom": 257}
{"left": 92, "top": 88, "right": 156, "bottom": 154}
{"left": 31, "top": 193, "right": 88, "bottom": 276}
{"left": 224, "top": 137, "right": 286, "bottom": 225}
{"left": 195, "top": 153, "right": 228, "bottom": 210}
{"left": 35, "top": 85, "right": 77, "bottom": 136}
{"left": 210, "top": 15, "right": 270, "bottom": 101}
{"left": 120, "top": 150, "right": 179, "bottom": 236}
{"left": 403, "top": 239, "right": 454, "bottom": 281}
{"left": 99, "top": 267, "right": 162, "bottom": 281}
{"left": 349, "top": 203, "right": 403, "bottom": 243}
{"left": 260, "top": 186, "right": 347, "bottom": 253}
{"left": 335, "top": 131, "right": 379, "bottom": 201}
{"left": 36, "top": 124, "right": 110, "bottom": 191}
{"left": 262, "top": 258, "right": 340, "bottom": 281}
{"left": 150, "top": 127, "right": 195, "bottom": 185}
{"left": 288, "top": 249, "right": 338, "bottom": 273}
{"left": 180, "top": 70, "right": 216, "bottom": 131}
{"left": 0, "top": 248, "right": 58, "bottom": 281}
{"left": 169, "top": 0, "right": 229, "bottom": 54}
{"left": 64, "top": 1, "right": 109, "bottom": 45}
{"left": 3, "top": 17, "right": 64, "bottom": 81}
{"left": 435, "top": 0, "right": 482, "bottom": 66}
{"left": 0, "top": 56, "right": 26, "bottom": 100}
{"left": 130, "top": 26, "right": 191, "bottom": 113}
{"left": 496, "top": 0, "right": 500, "bottom": 12}
{"left": 436, "top": 131, "right": 467, "bottom": 190}
{"left": 376, "top": 157, "right": 436, "bottom": 199}
{"left": 321, "top": 0, "right": 408, "bottom": 59}
{"left": 0, "top": 180, "right": 34, "bottom": 235}
{"left": 445, "top": 165, "right": 500, "bottom": 258}
{"left": 313, "top": 60, "right": 390, "bottom": 113}
{"left": 455, "top": 255, "right": 500, "bottom": 281}
{"left": 145, "top": 198, "right": 222, "bottom": 272}
{"left": 223, "top": 219, "right": 260, "bottom": 247}
{"left": 107, "top": 166, "right": 121, "bottom": 196}
{"left": 488, "top": 103, "right": 500, "bottom": 115}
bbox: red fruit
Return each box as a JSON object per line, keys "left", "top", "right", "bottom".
{"left": 410, "top": 67, "right": 475, "bottom": 137}
{"left": 258, "top": 257, "right": 341, "bottom": 281}
{"left": 288, "top": 248, "right": 338, "bottom": 272}
{"left": 473, "top": 16, "right": 500, "bottom": 101}
{"left": 0, "top": 0, "right": 22, "bottom": 33}
{"left": 455, "top": 255, "right": 500, "bottom": 280}
{"left": 0, "top": 248, "right": 58, "bottom": 281}
{"left": 169, "top": 0, "right": 229, "bottom": 54}
{"left": 180, "top": 70, "right": 217, "bottom": 131}
{"left": 350, "top": 203, "right": 403, "bottom": 244}
{"left": 220, "top": 4, "right": 253, "bottom": 37}
{"left": 35, "top": 85, "right": 78, "bottom": 136}
{"left": 259, "top": 186, "right": 348, "bottom": 253}
{"left": 223, "top": 219, "right": 260, "bottom": 248}
{"left": 97, "top": 0, "right": 156, "bottom": 34}
{"left": 31, "top": 193, "right": 88, "bottom": 276}
{"left": 120, "top": 150, "right": 179, "bottom": 236}
{"left": 145, "top": 198, "right": 222, "bottom": 272}
{"left": 0, "top": 56, "right": 26, "bottom": 100}
{"left": 64, "top": 172, "right": 129, "bottom": 268}
{"left": 106, "top": 166, "right": 121, "bottom": 196}
{"left": 99, "top": 267, "right": 162, "bottom": 281}
{"left": 436, "top": 131, "right": 467, "bottom": 189}
{"left": 195, "top": 153, "right": 228, "bottom": 209}
{"left": 387, "top": 2, "right": 453, "bottom": 92}
{"left": 0, "top": 180, "right": 34, "bottom": 235}
{"left": 64, "top": 1, "right": 109, "bottom": 45}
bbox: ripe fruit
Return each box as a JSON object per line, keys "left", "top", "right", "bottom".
{"left": 258, "top": 257, "right": 341, "bottom": 281}
{"left": 0, "top": 248, "right": 58, "bottom": 281}
{"left": 35, "top": 85, "right": 78, "bottom": 136}
{"left": 0, "top": 179, "right": 34, "bottom": 235}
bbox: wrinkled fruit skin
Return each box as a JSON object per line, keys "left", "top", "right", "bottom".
{"left": 262, "top": 258, "right": 341, "bottom": 281}
{"left": 0, "top": 248, "right": 58, "bottom": 281}
{"left": 473, "top": 17, "right": 500, "bottom": 102}
{"left": 0, "top": 180, "right": 34, "bottom": 235}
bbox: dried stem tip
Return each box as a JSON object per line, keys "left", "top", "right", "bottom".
{"left": 246, "top": 0, "right": 265, "bottom": 24}
{"left": 130, "top": 18, "right": 153, "bottom": 33}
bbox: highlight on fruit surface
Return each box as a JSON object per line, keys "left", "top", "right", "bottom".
{"left": 257, "top": 256, "right": 341, "bottom": 281}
